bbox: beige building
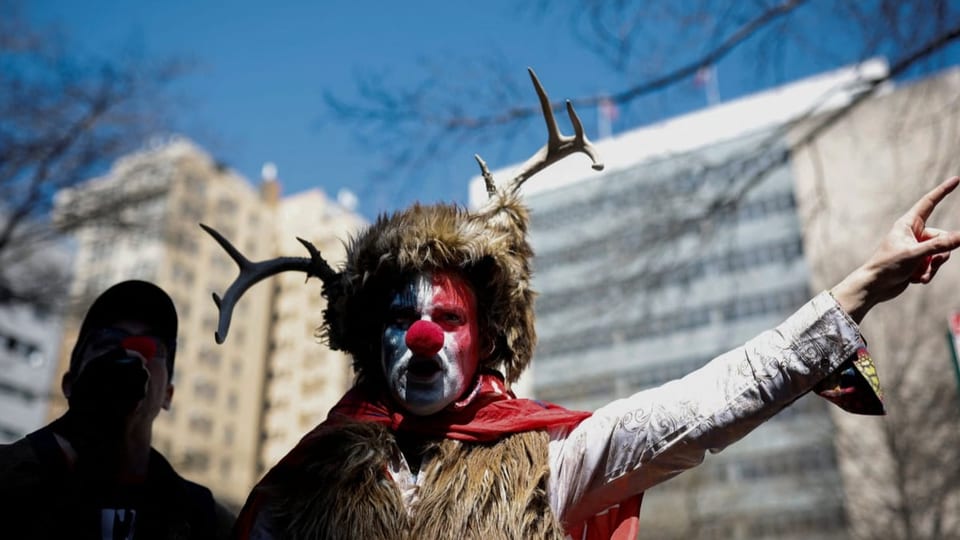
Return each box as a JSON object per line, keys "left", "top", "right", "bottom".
{"left": 789, "top": 67, "right": 960, "bottom": 539}
{"left": 260, "top": 189, "right": 365, "bottom": 470}
{"left": 50, "top": 137, "right": 364, "bottom": 507}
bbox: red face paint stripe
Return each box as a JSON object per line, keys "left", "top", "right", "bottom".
{"left": 431, "top": 271, "right": 479, "bottom": 360}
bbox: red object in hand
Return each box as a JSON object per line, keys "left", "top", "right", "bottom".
{"left": 405, "top": 320, "right": 444, "bottom": 356}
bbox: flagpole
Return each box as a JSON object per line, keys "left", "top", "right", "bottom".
{"left": 707, "top": 66, "right": 720, "bottom": 105}
{"left": 695, "top": 65, "right": 721, "bottom": 106}
{"left": 597, "top": 97, "right": 612, "bottom": 140}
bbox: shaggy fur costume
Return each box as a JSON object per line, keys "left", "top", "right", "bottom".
{"left": 320, "top": 194, "right": 536, "bottom": 384}
{"left": 256, "top": 422, "right": 566, "bottom": 539}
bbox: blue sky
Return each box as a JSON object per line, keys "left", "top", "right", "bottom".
{"left": 26, "top": 1, "right": 960, "bottom": 218}
{"left": 27, "top": 1, "right": 614, "bottom": 217}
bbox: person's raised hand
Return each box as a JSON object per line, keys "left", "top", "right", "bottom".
{"left": 831, "top": 176, "right": 960, "bottom": 323}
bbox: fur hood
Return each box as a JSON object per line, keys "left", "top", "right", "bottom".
{"left": 321, "top": 192, "right": 536, "bottom": 384}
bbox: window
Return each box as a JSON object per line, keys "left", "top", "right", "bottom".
{"left": 216, "top": 197, "right": 237, "bottom": 214}
{"left": 733, "top": 445, "right": 838, "bottom": 481}
{"left": 177, "top": 300, "right": 191, "bottom": 320}
{"left": 188, "top": 415, "right": 213, "bottom": 435}
{"left": 202, "top": 315, "right": 218, "bottom": 333}
{"left": 175, "top": 334, "right": 187, "bottom": 359}
{"left": 210, "top": 255, "right": 232, "bottom": 272}
{"left": 301, "top": 375, "right": 327, "bottom": 395}
{"left": 26, "top": 347, "right": 45, "bottom": 368}
{"left": 170, "top": 231, "right": 198, "bottom": 254}
{"left": 193, "top": 379, "right": 217, "bottom": 402}
{"left": 198, "top": 348, "right": 221, "bottom": 369}
{"left": 172, "top": 263, "right": 194, "bottom": 285}
{"left": 1, "top": 333, "right": 45, "bottom": 368}
{"left": 182, "top": 450, "right": 210, "bottom": 472}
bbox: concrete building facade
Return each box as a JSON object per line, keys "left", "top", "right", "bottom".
{"left": 0, "top": 212, "right": 71, "bottom": 444}
{"left": 0, "top": 302, "right": 65, "bottom": 444}
{"left": 469, "top": 61, "right": 892, "bottom": 539}
{"left": 789, "top": 66, "right": 960, "bottom": 540}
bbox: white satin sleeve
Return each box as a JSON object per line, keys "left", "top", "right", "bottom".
{"left": 546, "top": 291, "right": 865, "bottom": 526}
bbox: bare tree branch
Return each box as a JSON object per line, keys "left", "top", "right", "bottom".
{"left": 326, "top": 0, "right": 959, "bottom": 216}
{"left": 330, "top": 0, "right": 810, "bottom": 136}
{"left": 0, "top": 3, "right": 188, "bottom": 311}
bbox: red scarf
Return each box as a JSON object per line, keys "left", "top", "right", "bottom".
{"left": 235, "top": 373, "right": 642, "bottom": 539}
{"left": 324, "top": 372, "right": 590, "bottom": 441}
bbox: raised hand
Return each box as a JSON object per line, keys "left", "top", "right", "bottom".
{"left": 831, "top": 176, "right": 960, "bottom": 323}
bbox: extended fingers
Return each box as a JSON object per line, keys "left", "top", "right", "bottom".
{"left": 916, "top": 228, "right": 960, "bottom": 257}
{"left": 906, "top": 176, "right": 960, "bottom": 226}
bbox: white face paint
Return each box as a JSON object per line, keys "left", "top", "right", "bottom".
{"left": 381, "top": 271, "right": 480, "bottom": 416}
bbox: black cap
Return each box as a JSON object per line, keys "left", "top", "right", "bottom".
{"left": 69, "top": 280, "right": 178, "bottom": 377}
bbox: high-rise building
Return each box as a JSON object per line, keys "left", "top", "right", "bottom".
{"left": 50, "top": 137, "right": 365, "bottom": 507}
{"left": 0, "top": 275, "right": 67, "bottom": 443}
{"left": 259, "top": 189, "right": 365, "bottom": 470}
{"left": 469, "top": 61, "right": 890, "bottom": 539}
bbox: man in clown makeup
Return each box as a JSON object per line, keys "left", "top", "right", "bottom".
{"left": 206, "top": 73, "right": 960, "bottom": 540}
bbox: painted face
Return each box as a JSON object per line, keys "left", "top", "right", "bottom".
{"left": 381, "top": 271, "right": 481, "bottom": 416}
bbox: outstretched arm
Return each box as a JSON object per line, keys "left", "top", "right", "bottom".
{"left": 832, "top": 176, "right": 960, "bottom": 323}
{"left": 549, "top": 176, "right": 960, "bottom": 525}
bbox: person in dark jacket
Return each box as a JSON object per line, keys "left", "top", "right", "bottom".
{"left": 0, "top": 280, "right": 235, "bottom": 539}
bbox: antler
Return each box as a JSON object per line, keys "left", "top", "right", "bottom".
{"left": 475, "top": 68, "right": 604, "bottom": 197}
{"left": 199, "top": 223, "right": 337, "bottom": 344}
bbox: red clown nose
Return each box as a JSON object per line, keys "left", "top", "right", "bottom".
{"left": 121, "top": 336, "right": 158, "bottom": 361}
{"left": 405, "top": 320, "right": 444, "bottom": 356}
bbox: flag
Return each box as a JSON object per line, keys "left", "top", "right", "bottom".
{"left": 694, "top": 65, "right": 713, "bottom": 87}
{"left": 694, "top": 65, "right": 720, "bottom": 105}
{"left": 599, "top": 96, "right": 619, "bottom": 122}
{"left": 946, "top": 312, "right": 960, "bottom": 403}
